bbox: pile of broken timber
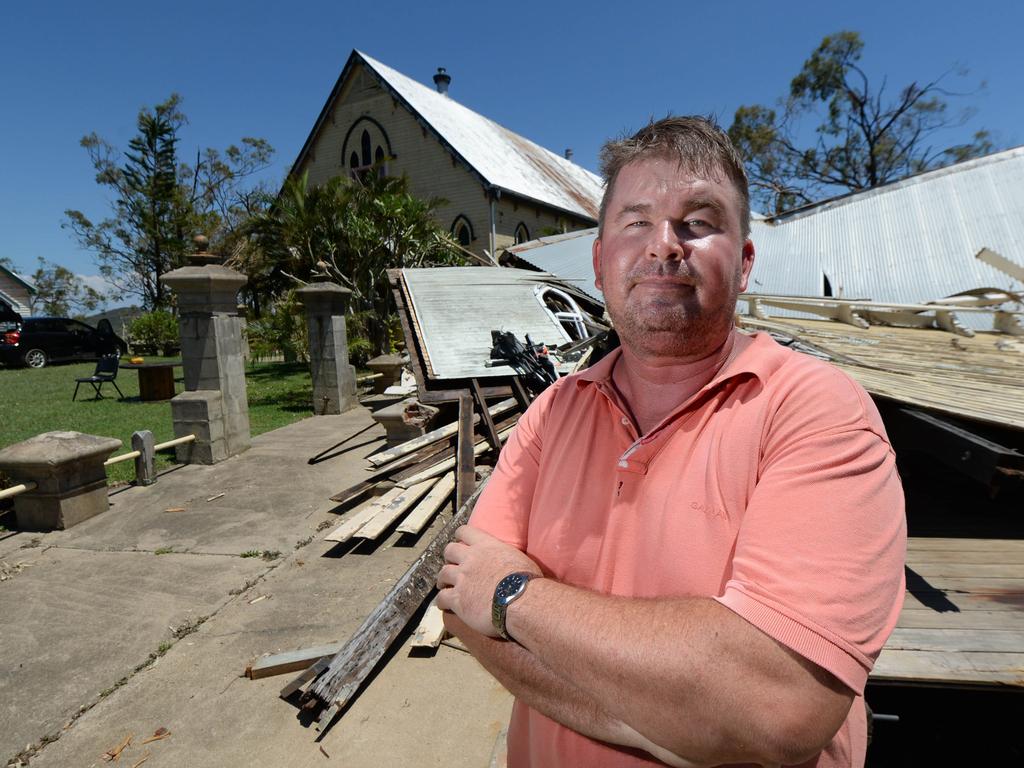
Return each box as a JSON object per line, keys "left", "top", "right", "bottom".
{"left": 251, "top": 385, "right": 530, "bottom": 736}
{"left": 321, "top": 395, "right": 519, "bottom": 547}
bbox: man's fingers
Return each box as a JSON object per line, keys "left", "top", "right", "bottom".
{"left": 443, "top": 541, "right": 468, "bottom": 565}
{"left": 435, "top": 587, "right": 454, "bottom": 613}
{"left": 454, "top": 524, "right": 490, "bottom": 545}
{"left": 436, "top": 563, "right": 457, "bottom": 589}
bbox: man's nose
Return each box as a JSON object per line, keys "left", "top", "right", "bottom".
{"left": 647, "top": 221, "right": 687, "bottom": 260}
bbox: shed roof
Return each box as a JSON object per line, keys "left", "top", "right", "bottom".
{"left": 289, "top": 51, "right": 604, "bottom": 221}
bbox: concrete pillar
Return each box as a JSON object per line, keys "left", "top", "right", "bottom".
{"left": 297, "top": 282, "right": 358, "bottom": 415}
{"left": 366, "top": 353, "right": 405, "bottom": 394}
{"left": 161, "top": 237, "right": 250, "bottom": 464}
{"left": 0, "top": 431, "right": 122, "bottom": 531}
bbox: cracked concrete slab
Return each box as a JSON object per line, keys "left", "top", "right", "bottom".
{"left": 1, "top": 408, "right": 513, "bottom": 767}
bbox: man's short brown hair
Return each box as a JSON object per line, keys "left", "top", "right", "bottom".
{"left": 598, "top": 115, "right": 751, "bottom": 239}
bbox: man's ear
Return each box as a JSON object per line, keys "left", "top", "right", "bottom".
{"left": 738, "top": 239, "right": 755, "bottom": 293}
{"left": 592, "top": 236, "right": 603, "bottom": 291}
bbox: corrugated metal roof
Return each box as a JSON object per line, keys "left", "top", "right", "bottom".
{"left": 402, "top": 267, "right": 573, "bottom": 380}
{"left": 750, "top": 147, "right": 1024, "bottom": 306}
{"left": 359, "top": 52, "right": 603, "bottom": 220}
{"left": 505, "top": 228, "right": 603, "bottom": 302}
{"left": 502, "top": 147, "right": 1024, "bottom": 329}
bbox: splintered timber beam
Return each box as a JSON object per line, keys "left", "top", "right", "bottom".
{"left": 367, "top": 398, "right": 516, "bottom": 467}
{"left": 292, "top": 482, "right": 488, "bottom": 734}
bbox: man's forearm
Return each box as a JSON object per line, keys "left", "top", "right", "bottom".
{"left": 504, "top": 580, "right": 851, "bottom": 767}
{"left": 445, "top": 613, "right": 698, "bottom": 768}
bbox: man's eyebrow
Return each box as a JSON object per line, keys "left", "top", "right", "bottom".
{"left": 614, "top": 202, "right": 651, "bottom": 220}
{"left": 685, "top": 196, "right": 727, "bottom": 216}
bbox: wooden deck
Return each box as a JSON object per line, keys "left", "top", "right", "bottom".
{"left": 871, "top": 537, "right": 1024, "bottom": 688}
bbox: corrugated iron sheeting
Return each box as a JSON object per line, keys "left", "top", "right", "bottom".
{"left": 402, "top": 267, "right": 572, "bottom": 381}
{"left": 749, "top": 147, "right": 1024, "bottom": 329}
{"left": 506, "top": 228, "right": 603, "bottom": 303}
{"left": 361, "top": 53, "right": 603, "bottom": 221}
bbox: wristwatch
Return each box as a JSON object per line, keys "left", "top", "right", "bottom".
{"left": 492, "top": 572, "right": 535, "bottom": 640}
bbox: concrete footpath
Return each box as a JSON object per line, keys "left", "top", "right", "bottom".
{"left": 0, "top": 409, "right": 511, "bottom": 768}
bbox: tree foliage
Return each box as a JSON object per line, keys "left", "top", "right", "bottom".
{"left": 64, "top": 94, "right": 273, "bottom": 309}
{"left": 29, "top": 258, "right": 104, "bottom": 317}
{"left": 241, "top": 170, "right": 465, "bottom": 358}
{"left": 729, "top": 31, "right": 992, "bottom": 214}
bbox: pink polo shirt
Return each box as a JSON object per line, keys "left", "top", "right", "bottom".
{"left": 470, "top": 330, "right": 906, "bottom": 767}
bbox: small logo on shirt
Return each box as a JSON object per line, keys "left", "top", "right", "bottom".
{"left": 690, "top": 501, "right": 728, "bottom": 521}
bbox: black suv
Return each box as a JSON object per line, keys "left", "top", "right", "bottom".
{"left": 0, "top": 316, "right": 126, "bottom": 368}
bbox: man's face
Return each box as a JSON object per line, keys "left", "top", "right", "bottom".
{"left": 592, "top": 156, "right": 755, "bottom": 359}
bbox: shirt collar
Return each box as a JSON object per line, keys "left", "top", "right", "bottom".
{"left": 574, "top": 329, "right": 777, "bottom": 391}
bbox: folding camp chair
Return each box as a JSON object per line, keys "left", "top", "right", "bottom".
{"left": 73, "top": 355, "right": 124, "bottom": 401}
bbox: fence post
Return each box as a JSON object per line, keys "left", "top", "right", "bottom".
{"left": 132, "top": 430, "right": 156, "bottom": 486}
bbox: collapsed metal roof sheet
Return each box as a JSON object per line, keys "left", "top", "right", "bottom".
{"left": 750, "top": 147, "right": 1024, "bottom": 308}
{"left": 503, "top": 147, "right": 1024, "bottom": 326}
{"left": 401, "top": 267, "right": 573, "bottom": 380}
{"left": 359, "top": 52, "right": 603, "bottom": 220}
{"left": 504, "top": 228, "right": 603, "bottom": 302}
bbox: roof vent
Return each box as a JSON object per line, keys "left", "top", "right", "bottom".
{"left": 433, "top": 67, "right": 451, "bottom": 95}
{"left": 564, "top": 148, "right": 573, "bottom": 160}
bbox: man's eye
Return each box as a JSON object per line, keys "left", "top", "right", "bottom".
{"left": 627, "top": 220, "right": 649, "bottom": 228}
{"left": 686, "top": 219, "right": 712, "bottom": 229}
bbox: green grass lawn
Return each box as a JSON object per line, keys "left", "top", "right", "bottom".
{"left": 0, "top": 359, "right": 313, "bottom": 484}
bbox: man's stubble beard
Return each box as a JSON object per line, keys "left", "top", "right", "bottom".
{"left": 608, "top": 267, "right": 742, "bottom": 359}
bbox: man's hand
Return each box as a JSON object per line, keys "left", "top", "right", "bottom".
{"left": 436, "top": 525, "right": 543, "bottom": 637}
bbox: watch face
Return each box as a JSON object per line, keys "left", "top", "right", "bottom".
{"left": 495, "top": 573, "right": 529, "bottom": 605}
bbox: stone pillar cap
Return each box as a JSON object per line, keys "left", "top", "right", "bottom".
{"left": 0, "top": 431, "right": 122, "bottom": 469}
{"left": 160, "top": 264, "right": 248, "bottom": 292}
{"left": 296, "top": 282, "right": 352, "bottom": 297}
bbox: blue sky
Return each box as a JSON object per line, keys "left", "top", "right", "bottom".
{"left": 1, "top": 0, "right": 1021, "bottom": 303}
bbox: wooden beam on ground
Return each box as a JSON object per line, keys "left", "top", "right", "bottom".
{"left": 397, "top": 425, "right": 512, "bottom": 489}
{"left": 367, "top": 398, "right": 515, "bottom": 467}
{"left": 354, "top": 478, "right": 439, "bottom": 541}
{"left": 324, "top": 488, "right": 405, "bottom": 543}
{"left": 396, "top": 473, "right": 455, "bottom": 535}
{"left": 470, "top": 379, "right": 502, "bottom": 453}
{"left": 293, "top": 482, "right": 489, "bottom": 734}
{"left": 247, "top": 643, "right": 344, "bottom": 680}
{"left": 456, "top": 392, "right": 476, "bottom": 510}
{"left": 410, "top": 599, "right": 447, "bottom": 649}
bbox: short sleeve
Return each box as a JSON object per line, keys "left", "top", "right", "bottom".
{"left": 469, "top": 379, "right": 565, "bottom": 549}
{"left": 714, "top": 361, "right": 906, "bottom": 694}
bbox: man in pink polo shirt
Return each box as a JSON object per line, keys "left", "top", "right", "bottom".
{"left": 436, "top": 116, "right": 906, "bottom": 767}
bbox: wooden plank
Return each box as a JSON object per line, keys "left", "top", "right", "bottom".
{"left": 510, "top": 376, "right": 532, "bottom": 413}
{"left": 324, "top": 488, "right": 405, "bottom": 543}
{"left": 366, "top": 398, "right": 515, "bottom": 467}
{"left": 471, "top": 378, "right": 503, "bottom": 453}
{"left": 885, "top": 628, "right": 1024, "bottom": 653}
{"left": 896, "top": 609, "right": 1024, "bottom": 630}
{"left": 909, "top": 562, "right": 1024, "bottom": 578}
{"left": 902, "top": 590, "right": 1024, "bottom": 612}
{"left": 456, "top": 392, "right": 476, "bottom": 510}
{"left": 396, "top": 473, "right": 455, "bottom": 535}
{"left": 246, "top": 643, "right": 344, "bottom": 680}
{"left": 907, "top": 538, "right": 1024, "bottom": 551}
{"left": 295, "top": 483, "right": 488, "bottom": 734}
{"left": 396, "top": 426, "right": 512, "bottom": 488}
{"left": 871, "top": 649, "right": 1024, "bottom": 687}
{"left": 906, "top": 549, "right": 1024, "bottom": 565}
{"left": 906, "top": 577, "right": 1024, "bottom": 593}
{"left": 410, "top": 599, "right": 447, "bottom": 649}
{"left": 354, "top": 478, "right": 439, "bottom": 541}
